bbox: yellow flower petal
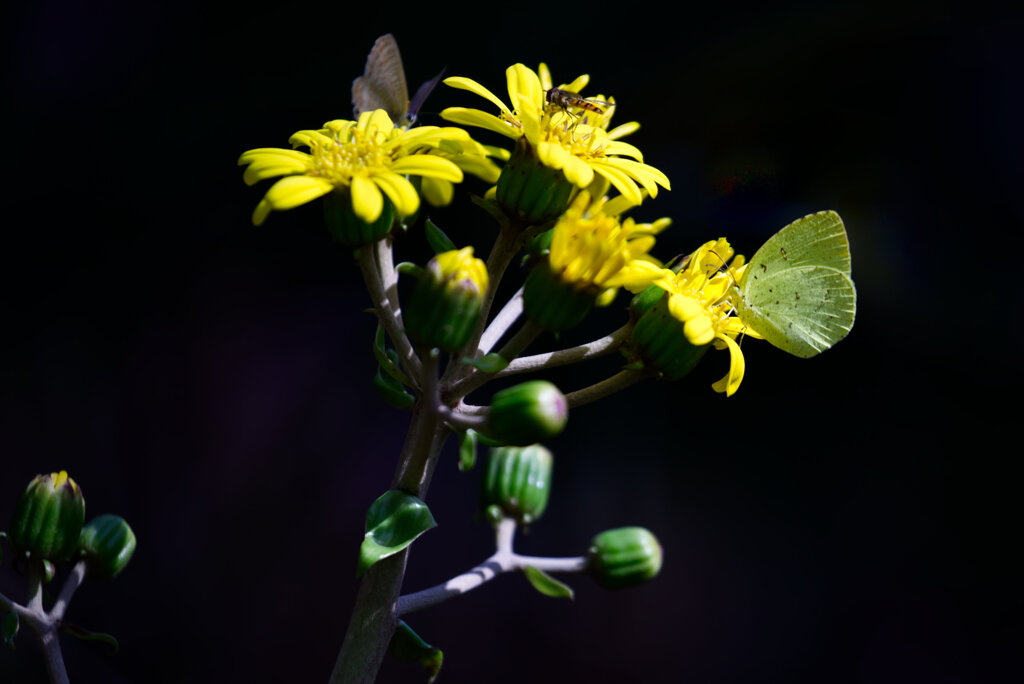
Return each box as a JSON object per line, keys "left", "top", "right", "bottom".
{"left": 441, "top": 108, "right": 519, "bottom": 139}
{"left": 351, "top": 174, "right": 383, "bottom": 223}
{"left": 711, "top": 333, "right": 745, "bottom": 396}
{"left": 444, "top": 77, "right": 512, "bottom": 116}
{"left": 421, "top": 177, "right": 454, "bottom": 207}
{"left": 263, "top": 175, "right": 334, "bottom": 210}
{"left": 372, "top": 172, "right": 420, "bottom": 217}
{"left": 390, "top": 155, "right": 463, "bottom": 182}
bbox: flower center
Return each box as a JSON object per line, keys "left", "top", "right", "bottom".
{"left": 311, "top": 128, "right": 391, "bottom": 183}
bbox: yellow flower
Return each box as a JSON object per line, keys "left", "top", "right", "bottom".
{"left": 549, "top": 192, "right": 667, "bottom": 300}
{"left": 441, "top": 64, "right": 670, "bottom": 206}
{"left": 432, "top": 246, "right": 489, "bottom": 296}
{"left": 239, "top": 110, "right": 488, "bottom": 226}
{"left": 653, "top": 239, "right": 762, "bottom": 396}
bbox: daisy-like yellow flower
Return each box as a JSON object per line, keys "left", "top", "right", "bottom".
{"left": 441, "top": 64, "right": 670, "bottom": 208}
{"left": 651, "top": 239, "right": 763, "bottom": 396}
{"left": 548, "top": 192, "right": 667, "bottom": 298}
{"left": 238, "top": 109, "right": 493, "bottom": 237}
{"left": 523, "top": 192, "right": 668, "bottom": 331}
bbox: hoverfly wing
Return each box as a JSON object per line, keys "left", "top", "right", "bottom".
{"left": 406, "top": 67, "right": 447, "bottom": 126}
{"left": 351, "top": 34, "right": 409, "bottom": 122}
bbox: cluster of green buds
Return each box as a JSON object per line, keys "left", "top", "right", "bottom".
{"left": 6, "top": 471, "right": 136, "bottom": 580}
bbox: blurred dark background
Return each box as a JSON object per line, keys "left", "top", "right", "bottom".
{"left": 2, "top": 1, "right": 1020, "bottom": 682}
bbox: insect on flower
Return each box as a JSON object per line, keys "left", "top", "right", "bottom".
{"left": 352, "top": 34, "right": 444, "bottom": 127}
{"left": 545, "top": 88, "right": 612, "bottom": 116}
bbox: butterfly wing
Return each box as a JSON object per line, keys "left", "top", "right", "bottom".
{"left": 735, "top": 211, "right": 856, "bottom": 358}
{"left": 352, "top": 34, "right": 409, "bottom": 122}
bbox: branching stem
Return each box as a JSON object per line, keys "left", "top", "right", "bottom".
{"left": 396, "top": 519, "right": 587, "bottom": 616}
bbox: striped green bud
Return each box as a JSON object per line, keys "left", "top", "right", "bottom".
{"left": 79, "top": 514, "right": 137, "bottom": 579}
{"left": 588, "top": 527, "right": 663, "bottom": 590}
{"left": 323, "top": 188, "right": 395, "bottom": 246}
{"left": 522, "top": 261, "right": 596, "bottom": 332}
{"left": 481, "top": 445, "right": 553, "bottom": 524}
{"left": 625, "top": 294, "right": 709, "bottom": 381}
{"left": 10, "top": 471, "right": 86, "bottom": 562}
{"left": 486, "top": 380, "right": 568, "bottom": 447}
{"left": 495, "top": 138, "right": 574, "bottom": 227}
{"left": 405, "top": 247, "right": 488, "bottom": 352}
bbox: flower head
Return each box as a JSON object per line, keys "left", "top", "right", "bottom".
{"left": 652, "top": 239, "right": 762, "bottom": 396}
{"left": 442, "top": 64, "right": 670, "bottom": 207}
{"left": 239, "top": 110, "right": 494, "bottom": 227}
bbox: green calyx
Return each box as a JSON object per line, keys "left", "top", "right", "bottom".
{"left": 495, "top": 138, "right": 574, "bottom": 227}
{"left": 625, "top": 295, "right": 709, "bottom": 381}
{"left": 481, "top": 445, "right": 553, "bottom": 525}
{"left": 588, "top": 526, "right": 663, "bottom": 590}
{"left": 10, "top": 471, "right": 86, "bottom": 563}
{"left": 522, "top": 261, "right": 597, "bottom": 332}
{"left": 485, "top": 380, "right": 568, "bottom": 447}
{"left": 323, "top": 188, "right": 395, "bottom": 247}
{"left": 79, "top": 514, "right": 137, "bottom": 579}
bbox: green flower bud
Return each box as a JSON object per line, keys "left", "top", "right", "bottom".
{"left": 481, "top": 445, "right": 553, "bottom": 524}
{"left": 495, "top": 138, "right": 574, "bottom": 227}
{"left": 486, "top": 380, "right": 568, "bottom": 447}
{"left": 522, "top": 261, "right": 596, "bottom": 332}
{"left": 323, "top": 188, "right": 395, "bottom": 247}
{"left": 10, "top": 471, "right": 86, "bottom": 563}
{"left": 405, "top": 247, "right": 488, "bottom": 351}
{"left": 588, "top": 527, "right": 663, "bottom": 590}
{"left": 79, "top": 514, "right": 137, "bottom": 579}
{"left": 624, "top": 294, "right": 709, "bottom": 381}
{"left": 628, "top": 283, "right": 667, "bottom": 322}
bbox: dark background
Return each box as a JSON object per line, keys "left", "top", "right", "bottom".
{"left": 2, "top": 1, "right": 1020, "bottom": 682}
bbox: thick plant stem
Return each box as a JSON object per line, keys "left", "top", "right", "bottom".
{"left": 329, "top": 396, "right": 449, "bottom": 684}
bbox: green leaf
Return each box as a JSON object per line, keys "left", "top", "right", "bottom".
{"left": 60, "top": 622, "right": 120, "bottom": 654}
{"left": 424, "top": 218, "right": 456, "bottom": 255}
{"left": 396, "top": 262, "right": 424, "bottom": 279}
{"left": 373, "top": 367, "right": 416, "bottom": 410}
{"left": 460, "top": 353, "right": 509, "bottom": 374}
{"left": 389, "top": 620, "right": 443, "bottom": 683}
{"left": 358, "top": 491, "right": 437, "bottom": 577}
{"left": 458, "top": 430, "right": 477, "bottom": 472}
{"left": 3, "top": 611, "right": 18, "bottom": 649}
{"left": 523, "top": 565, "right": 574, "bottom": 600}
{"left": 373, "top": 324, "right": 410, "bottom": 386}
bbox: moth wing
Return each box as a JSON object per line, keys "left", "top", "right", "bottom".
{"left": 352, "top": 34, "right": 408, "bottom": 122}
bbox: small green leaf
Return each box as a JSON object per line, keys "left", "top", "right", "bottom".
{"left": 523, "top": 565, "right": 574, "bottom": 600}
{"left": 373, "top": 367, "right": 416, "bottom": 410}
{"left": 461, "top": 353, "right": 509, "bottom": 374}
{"left": 458, "top": 430, "right": 477, "bottom": 472}
{"left": 389, "top": 620, "right": 443, "bottom": 683}
{"left": 424, "top": 218, "right": 457, "bottom": 255}
{"left": 60, "top": 622, "right": 120, "bottom": 654}
{"left": 3, "top": 611, "right": 18, "bottom": 649}
{"left": 358, "top": 491, "right": 437, "bottom": 577}
{"left": 42, "top": 559, "right": 56, "bottom": 583}
{"left": 373, "top": 324, "right": 410, "bottom": 386}
{"left": 396, "top": 262, "right": 424, "bottom": 278}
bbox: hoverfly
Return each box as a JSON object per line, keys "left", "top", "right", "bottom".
{"left": 544, "top": 87, "right": 613, "bottom": 116}
{"left": 352, "top": 34, "right": 444, "bottom": 127}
